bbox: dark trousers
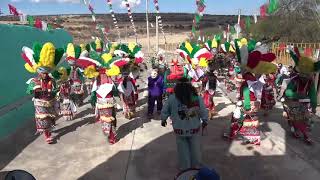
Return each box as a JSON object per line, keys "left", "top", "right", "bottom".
{"left": 148, "top": 95, "right": 163, "bottom": 114}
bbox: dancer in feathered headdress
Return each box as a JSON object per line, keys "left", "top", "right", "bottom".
{"left": 114, "top": 43, "right": 144, "bottom": 119}
{"left": 65, "top": 43, "right": 88, "bottom": 106}
{"left": 22, "top": 42, "right": 64, "bottom": 144}
{"left": 79, "top": 45, "right": 120, "bottom": 144}
{"left": 51, "top": 67, "right": 76, "bottom": 121}
{"left": 177, "top": 41, "right": 213, "bottom": 92}
{"left": 177, "top": 41, "right": 215, "bottom": 118}
{"left": 279, "top": 47, "right": 319, "bottom": 145}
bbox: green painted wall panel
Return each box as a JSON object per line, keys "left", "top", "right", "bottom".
{"left": 0, "top": 24, "right": 73, "bottom": 138}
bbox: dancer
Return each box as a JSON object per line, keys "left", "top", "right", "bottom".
{"left": 65, "top": 43, "right": 85, "bottom": 107}
{"left": 118, "top": 70, "right": 137, "bottom": 119}
{"left": 22, "top": 42, "right": 64, "bottom": 144}
{"left": 53, "top": 67, "right": 76, "bottom": 120}
{"left": 202, "top": 64, "right": 218, "bottom": 119}
{"left": 147, "top": 69, "right": 164, "bottom": 118}
{"left": 280, "top": 47, "right": 318, "bottom": 145}
{"left": 260, "top": 74, "right": 276, "bottom": 116}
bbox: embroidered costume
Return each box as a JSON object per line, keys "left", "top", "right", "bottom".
{"left": 22, "top": 42, "right": 64, "bottom": 144}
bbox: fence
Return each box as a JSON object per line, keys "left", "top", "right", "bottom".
{"left": 271, "top": 42, "right": 320, "bottom": 65}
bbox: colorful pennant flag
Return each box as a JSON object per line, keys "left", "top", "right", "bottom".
{"left": 245, "top": 16, "right": 251, "bottom": 30}
{"left": 267, "top": 0, "right": 279, "bottom": 14}
{"left": 8, "top": 4, "right": 20, "bottom": 16}
{"left": 260, "top": 4, "right": 267, "bottom": 19}
{"left": 191, "top": 0, "right": 206, "bottom": 37}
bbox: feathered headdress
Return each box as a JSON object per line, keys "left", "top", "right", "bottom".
{"left": 114, "top": 42, "right": 144, "bottom": 65}
{"left": 21, "top": 42, "right": 64, "bottom": 74}
{"left": 177, "top": 41, "right": 213, "bottom": 67}
{"left": 290, "top": 47, "right": 320, "bottom": 74}
{"left": 235, "top": 39, "right": 277, "bottom": 75}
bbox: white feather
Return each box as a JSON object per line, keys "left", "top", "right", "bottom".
{"left": 22, "top": 46, "right": 36, "bottom": 66}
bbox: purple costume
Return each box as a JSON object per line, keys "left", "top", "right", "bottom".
{"left": 148, "top": 75, "right": 164, "bottom": 114}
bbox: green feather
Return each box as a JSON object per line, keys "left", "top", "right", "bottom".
{"left": 54, "top": 48, "right": 64, "bottom": 66}
{"left": 235, "top": 39, "right": 241, "bottom": 63}
{"left": 51, "top": 70, "right": 61, "bottom": 80}
{"left": 66, "top": 66, "right": 71, "bottom": 76}
{"left": 243, "top": 86, "right": 251, "bottom": 111}
{"left": 314, "top": 61, "right": 320, "bottom": 72}
{"left": 91, "top": 42, "right": 97, "bottom": 51}
{"left": 86, "top": 44, "right": 91, "bottom": 52}
{"left": 247, "top": 39, "right": 256, "bottom": 52}
{"left": 289, "top": 50, "right": 299, "bottom": 65}
{"left": 132, "top": 45, "right": 140, "bottom": 55}
{"left": 33, "top": 42, "right": 42, "bottom": 63}
{"left": 120, "top": 44, "right": 130, "bottom": 53}
{"left": 74, "top": 45, "right": 81, "bottom": 59}
{"left": 225, "top": 42, "right": 231, "bottom": 52}
{"left": 26, "top": 81, "right": 36, "bottom": 95}
{"left": 90, "top": 91, "right": 97, "bottom": 107}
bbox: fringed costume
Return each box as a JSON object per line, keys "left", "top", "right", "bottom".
{"left": 22, "top": 42, "right": 64, "bottom": 144}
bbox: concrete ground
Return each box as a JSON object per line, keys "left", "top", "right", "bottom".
{"left": 1, "top": 73, "right": 320, "bottom": 180}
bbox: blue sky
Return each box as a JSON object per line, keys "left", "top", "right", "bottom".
{"left": 0, "top": 0, "right": 266, "bottom": 15}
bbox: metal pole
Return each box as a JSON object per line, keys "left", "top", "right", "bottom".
{"left": 146, "top": 0, "right": 150, "bottom": 54}
{"left": 156, "top": 16, "right": 159, "bottom": 53}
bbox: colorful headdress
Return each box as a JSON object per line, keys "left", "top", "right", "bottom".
{"left": 290, "top": 47, "right": 320, "bottom": 74}
{"left": 114, "top": 42, "right": 144, "bottom": 64}
{"left": 235, "top": 40, "right": 277, "bottom": 75}
{"left": 21, "top": 42, "right": 64, "bottom": 74}
{"left": 177, "top": 41, "right": 213, "bottom": 68}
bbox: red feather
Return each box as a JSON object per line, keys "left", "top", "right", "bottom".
{"left": 21, "top": 53, "right": 33, "bottom": 67}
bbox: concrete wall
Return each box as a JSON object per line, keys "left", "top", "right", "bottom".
{"left": 0, "top": 24, "right": 73, "bottom": 138}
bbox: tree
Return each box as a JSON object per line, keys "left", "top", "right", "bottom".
{"left": 251, "top": 0, "right": 320, "bottom": 42}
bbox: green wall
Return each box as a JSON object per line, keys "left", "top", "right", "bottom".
{"left": 0, "top": 24, "right": 73, "bottom": 138}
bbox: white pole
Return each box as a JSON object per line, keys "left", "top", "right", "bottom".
{"left": 237, "top": 9, "right": 241, "bottom": 38}
{"left": 146, "top": 0, "right": 150, "bottom": 54}
{"left": 156, "top": 16, "right": 159, "bottom": 53}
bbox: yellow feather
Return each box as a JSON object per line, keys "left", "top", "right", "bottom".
{"left": 84, "top": 65, "right": 99, "bottom": 78}
{"left": 251, "top": 61, "right": 277, "bottom": 75}
{"left": 199, "top": 58, "right": 208, "bottom": 67}
{"left": 229, "top": 45, "right": 235, "bottom": 53}
{"left": 95, "top": 39, "right": 102, "bottom": 50}
{"left": 66, "top": 43, "right": 75, "bottom": 58}
{"left": 211, "top": 39, "right": 218, "bottom": 48}
{"left": 185, "top": 41, "right": 193, "bottom": 54}
{"left": 80, "top": 44, "right": 86, "bottom": 52}
{"left": 298, "top": 56, "right": 315, "bottom": 74}
{"left": 38, "top": 42, "right": 55, "bottom": 69}
{"left": 106, "top": 65, "right": 120, "bottom": 76}
{"left": 101, "top": 53, "right": 113, "bottom": 63}
{"left": 25, "top": 63, "right": 37, "bottom": 73}
{"left": 240, "top": 38, "right": 248, "bottom": 46}
{"left": 128, "top": 42, "right": 136, "bottom": 52}
{"left": 58, "top": 67, "right": 68, "bottom": 81}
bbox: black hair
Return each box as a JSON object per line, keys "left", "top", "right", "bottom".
{"left": 174, "top": 78, "right": 198, "bottom": 106}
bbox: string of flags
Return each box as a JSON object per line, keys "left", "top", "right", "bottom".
{"left": 153, "top": 0, "right": 166, "bottom": 39}
{"left": 260, "top": 0, "right": 279, "bottom": 18}
{"left": 106, "top": 0, "right": 121, "bottom": 39}
{"left": 124, "top": 0, "right": 137, "bottom": 37}
{"left": 82, "top": 1, "right": 108, "bottom": 42}
{"left": 191, "top": 0, "right": 206, "bottom": 37}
